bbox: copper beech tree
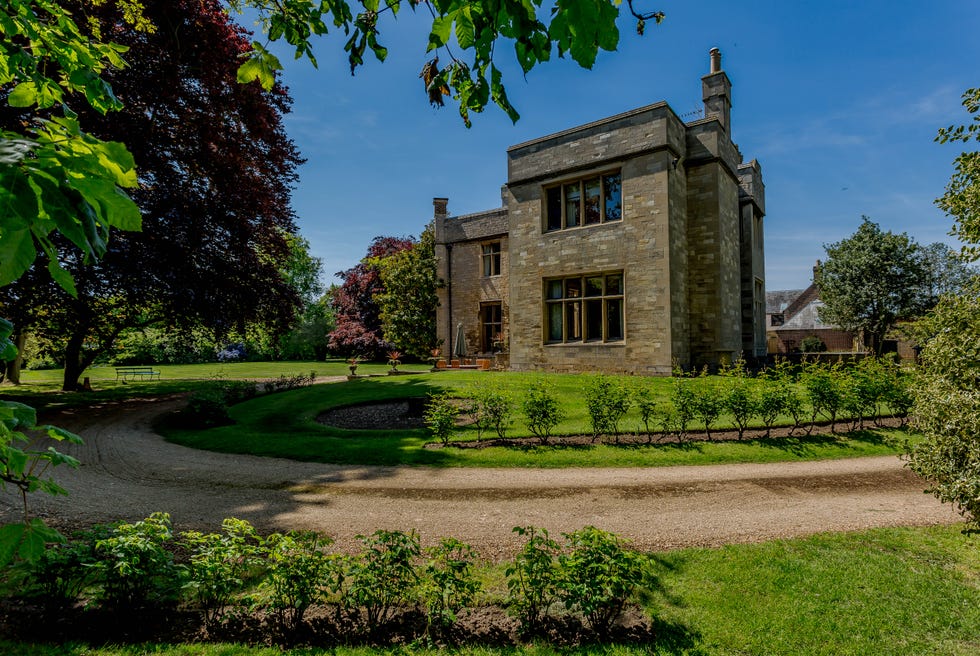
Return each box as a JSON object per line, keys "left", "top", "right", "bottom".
{"left": 1, "top": 0, "right": 304, "bottom": 390}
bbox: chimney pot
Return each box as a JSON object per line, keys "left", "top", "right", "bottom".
{"left": 709, "top": 47, "right": 722, "bottom": 74}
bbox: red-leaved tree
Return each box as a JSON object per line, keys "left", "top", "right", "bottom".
{"left": 0, "top": 0, "right": 304, "bottom": 390}
{"left": 328, "top": 236, "right": 414, "bottom": 359}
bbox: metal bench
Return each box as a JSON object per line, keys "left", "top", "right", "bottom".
{"left": 115, "top": 366, "right": 161, "bottom": 382}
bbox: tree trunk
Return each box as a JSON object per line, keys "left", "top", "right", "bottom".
{"left": 7, "top": 332, "right": 27, "bottom": 385}
{"left": 62, "top": 331, "right": 87, "bottom": 391}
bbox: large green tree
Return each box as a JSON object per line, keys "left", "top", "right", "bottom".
{"left": 374, "top": 224, "right": 440, "bottom": 359}
{"left": 815, "top": 217, "right": 931, "bottom": 354}
{"left": 906, "top": 88, "right": 980, "bottom": 529}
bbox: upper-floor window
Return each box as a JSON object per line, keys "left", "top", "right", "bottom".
{"left": 545, "top": 171, "right": 622, "bottom": 232}
{"left": 482, "top": 242, "right": 501, "bottom": 277}
{"left": 544, "top": 272, "right": 624, "bottom": 344}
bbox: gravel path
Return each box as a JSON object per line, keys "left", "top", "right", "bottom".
{"left": 3, "top": 391, "right": 959, "bottom": 560}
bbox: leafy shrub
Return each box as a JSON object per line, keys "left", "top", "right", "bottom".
{"left": 260, "top": 530, "right": 336, "bottom": 631}
{"left": 14, "top": 524, "right": 110, "bottom": 608}
{"left": 632, "top": 384, "right": 658, "bottom": 442}
{"left": 181, "top": 518, "right": 263, "bottom": 628}
{"left": 522, "top": 381, "right": 565, "bottom": 444}
{"left": 468, "top": 382, "right": 513, "bottom": 440}
{"left": 424, "top": 393, "right": 460, "bottom": 446}
{"left": 757, "top": 378, "right": 787, "bottom": 438}
{"left": 505, "top": 525, "right": 561, "bottom": 633}
{"left": 800, "top": 335, "right": 827, "bottom": 353}
{"left": 183, "top": 380, "right": 258, "bottom": 428}
{"left": 94, "top": 512, "right": 183, "bottom": 610}
{"left": 691, "top": 374, "right": 723, "bottom": 440}
{"left": 669, "top": 378, "right": 696, "bottom": 436}
{"left": 557, "top": 526, "right": 645, "bottom": 635}
{"left": 261, "top": 372, "right": 317, "bottom": 394}
{"left": 803, "top": 361, "right": 845, "bottom": 432}
{"left": 584, "top": 374, "right": 632, "bottom": 443}
{"left": 346, "top": 529, "right": 421, "bottom": 629}
{"left": 721, "top": 360, "right": 758, "bottom": 440}
{"left": 419, "top": 537, "right": 481, "bottom": 631}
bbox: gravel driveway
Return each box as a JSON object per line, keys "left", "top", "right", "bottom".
{"left": 3, "top": 394, "right": 959, "bottom": 560}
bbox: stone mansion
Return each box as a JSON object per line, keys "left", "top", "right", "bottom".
{"left": 433, "top": 49, "right": 766, "bottom": 374}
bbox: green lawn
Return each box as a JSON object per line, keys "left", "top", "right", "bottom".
{"left": 4, "top": 524, "right": 977, "bottom": 655}
{"left": 16, "top": 359, "right": 429, "bottom": 383}
{"left": 161, "top": 372, "right": 916, "bottom": 468}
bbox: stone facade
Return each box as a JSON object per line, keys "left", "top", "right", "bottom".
{"left": 433, "top": 50, "right": 766, "bottom": 374}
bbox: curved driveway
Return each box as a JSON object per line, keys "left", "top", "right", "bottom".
{"left": 5, "top": 395, "right": 958, "bottom": 559}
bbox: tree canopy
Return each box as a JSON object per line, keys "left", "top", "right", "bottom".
{"left": 937, "top": 88, "right": 980, "bottom": 260}
{"left": 230, "top": 0, "right": 665, "bottom": 126}
{"left": 374, "top": 224, "right": 440, "bottom": 359}
{"left": 329, "top": 235, "right": 414, "bottom": 358}
{"left": 1, "top": 0, "right": 304, "bottom": 390}
{"left": 905, "top": 87, "right": 980, "bottom": 528}
{"left": 815, "top": 217, "right": 931, "bottom": 354}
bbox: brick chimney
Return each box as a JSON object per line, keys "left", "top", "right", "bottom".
{"left": 702, "top": 47, "right": 732, "bottom": 133}
{"left": 433, "top": 197, "right": 449, "bottom": 220}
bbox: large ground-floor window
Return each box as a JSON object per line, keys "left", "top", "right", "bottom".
{"left": 544, "top": 272, "right": 624, "bottom": 344}
{"left": 481, "top": 302, "right": 503, "bottom": 352}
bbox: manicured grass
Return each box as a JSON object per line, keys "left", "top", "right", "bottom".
{"left": 161, "top": 373, "right": 916, "bottom": 468}
{"left": 4, "top": 524, "right": 977, "bottom": 655}
{"left": 0, "top": 360, "right": 428, "bottom": 411}
{"left": 16, "top": 359, "right": 428, "bottom": 383}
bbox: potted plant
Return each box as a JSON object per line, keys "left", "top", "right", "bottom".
{"left": 387, "top": 350, "right": 402, "bottom": 373}
{"left": 347, "top": 355, "right": 360, "bottom": 377}
{"left": 428, "top": 347, "right": 445, "bottom": 370}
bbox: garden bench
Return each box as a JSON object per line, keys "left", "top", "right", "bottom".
{"left": 115, "top": 366, "right": 161, "bottom": 382}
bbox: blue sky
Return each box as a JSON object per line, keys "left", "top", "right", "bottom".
{"left": 246, "top": 1, "right": 980, "bottom": 291}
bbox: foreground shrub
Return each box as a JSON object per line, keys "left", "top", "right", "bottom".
{"left": 94, "top": 512, "right": 183, "bottom": 610}
{"left": 13, "top": 524, "right": 109, "bottom": 608}
{"left": 346, "top": 529, "right": 421, "bottom": 629}
{"left": 181, "top": 518, "right": 263, "bottom": 629}
{"left": 260, "top": 530, "right": 336, "bottom": 631}
{"left": 419, "top": 537, "right": 481, "bottom": 631}
{"left": 557, "top": 526, "right": 645, "bottom": 635}
{"left": 505, "top": 525, "right": 561, "bottom": 633}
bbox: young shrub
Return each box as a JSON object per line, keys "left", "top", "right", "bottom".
{"left": 424, "top": 393, "right": 460, "bottom": 446}
{"left": 419, "top": 537, "right": 481, "bottom": 632}
{"left": 757, "top": 378, "right": 787, "bottom": 438}
{"left": 260, "top": 530, "right": 335, "bottom": 632}
{"left": 522, "top": 381, "right": 565, "bottom": 445}
{"left": 769, "top": 358, "right": 806, "bottom": 434}
{"left": 468, "top": 382, "right": 514, "bottom": 440}
{"left": 669, "top": 377, "right": 696, "bottom": 438}
{"left": 691, "top": 374, "right": 723, "bottom": 440}
{"left": 346, "top": 529, "right": 421, "bottom": 630}
{"left": 721, "top": 360, "right": 758, "bottom": 440}
{"left": 584, "top": 374, "right": 632, "bottom": 443}
{"left": 505, "top": 526, "right": 561, "bottom": 634}
{"left": 556, "top": 526, "right": 645, "bottom": 636}
{"left": 181, "top": 518, "right": 263, "bottom": 629}
{"left": 632, "top": 384, "right": 658, "bottom": 443}
{"left": 803, "top": 361, "right": 845, "bottom": 433}
{"left": 883, "top": 364, "right": 915, "bottom": 424}
{"left": 94, "top": 512, "right": 183, "bottom": 610}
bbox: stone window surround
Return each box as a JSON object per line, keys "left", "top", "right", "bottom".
{"left": 481, "top": 241, "right": 501, "bottom": 277}
{"left": 543, "top": 168, "right": 623, "bottom": 233}
{"left": 543, "top": 271, "right": 625, "bottom": 345}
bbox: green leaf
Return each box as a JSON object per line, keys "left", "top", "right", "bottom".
{"left": 7, "top": 81, "right": 38, "bottom": 107}
{"left": 429, "top": 15, "right": 454, "bottom": 50}
{"left": 455, "top": 8, "right": 475, "bottom": 49}
{"left": 0, "top": 224, "right": 35, "bottom": 287}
